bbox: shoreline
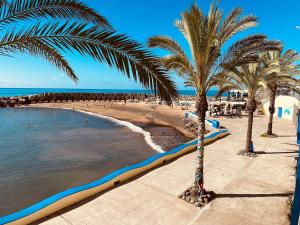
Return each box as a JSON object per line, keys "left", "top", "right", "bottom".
{"left": 29, "top": 102, "right": 194, "bottom": 151}
{"left": 75, "top": 109, "right": 190, "bottom": 152}
{"left": 58, "top": 107, "right": 165, "bottom": 153}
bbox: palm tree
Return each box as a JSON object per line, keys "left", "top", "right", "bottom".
{"left": 0, "top": 0, "right": 178, "bottom": 102}
{"left": 220, "top": 63, "right": 272, "bottom": 153}
{"left": 148, "top": 2, "right": 279, "bottom": 201}
{"left": 261, "top": 49, "right": 300, "bottom": 136}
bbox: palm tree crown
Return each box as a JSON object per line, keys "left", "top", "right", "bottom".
{"left": 262, "top": 49, "right": 300, "bottom": 91}
{"left": 0, "top": 0, "right": 178, "bottom": 103}
{"left": 148, "top": 4, "right": 279, "bottom": 97}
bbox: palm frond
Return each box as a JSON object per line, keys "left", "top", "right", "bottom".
{"left": 222, "top": 35, "right": 281, "bottom": 66}
{"left": 162, "top": 54, "right": 193, "bottom": 77}
{"left": 184, "top": 79, "right": 195, "bottom": 88}
{"left": 219, "top": 11, "right": 257, "bottom": 44}
{"left": 215, "top": 83, "right": 239, "bottom": 98}
{"left": 261, "top": 48, "right": 300, "bottom": 90}
{"left": 287, "top": 83, "right": 300, "bottom": 94}
{"left": 0, "top": 0, "right": 111, "bottom": 28}
{"left": 1, "top": 39, "right": 77, "bottom": 81}
{"left": 268, "top": 75, "right": 299, "bottom": 86}
{"left": 0, "top": 21, "right": 178, "bottom": 103}
{"left": 219, "top": 7, "right": 242, "bottom": 36}
{"left": 0, "top": 0, "right": 8, "bottom": 7}
{"left": 148, "top": 35, "right": 186, "bottom": 56}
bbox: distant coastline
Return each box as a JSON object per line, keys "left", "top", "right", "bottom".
{"left": 0, "top": 88, "right": 220, "bottom": 97}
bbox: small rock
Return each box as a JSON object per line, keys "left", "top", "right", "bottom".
{"left": 204, "top": 198, "right": 209, "bottom": 204}
{"left": 198, "top": 197, "right": 204, "bottom": 203}
{"left": 190, "top": 199, "right": 195, "bottom": 203}
{"left": 195, "top": 202, "right": 201, "bottom": 207}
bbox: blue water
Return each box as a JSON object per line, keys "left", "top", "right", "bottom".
{"left": 0, "top": 108, "right": 156, "bottom": 216}
{"left": 0, "top": 88, "right": 218, "bottom": 97}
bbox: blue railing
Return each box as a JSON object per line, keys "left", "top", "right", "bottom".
{"left": 291, "top": 111, "right": 300, "bottom": 225}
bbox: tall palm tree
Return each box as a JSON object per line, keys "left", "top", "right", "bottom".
{"left": 0, "top": 0, "right": 178, "bottom": 102}
{"left": 220, "top": 63, "right": 272, "bottom": 153}
{"left": 148, "top": 2, "right": 279, "bottom": 200}
{"left": 261, "top": 49, "right": 300, "bottom": 136}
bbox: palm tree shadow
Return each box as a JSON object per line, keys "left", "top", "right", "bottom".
{"left": 281, "top": 143, "right": 299, "bottom": 147}
{"left": 255, "top": 150, "right": 298, "bottom": 155}
{"left": 276, "top": 135, "right": 296, "bottom": 138}
{"left": 217, "top": 193, "right": 293, "bottom": 198}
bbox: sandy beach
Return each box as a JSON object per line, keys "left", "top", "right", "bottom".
{"left": 27, "top": 101, "right": 298, "bottom": 225}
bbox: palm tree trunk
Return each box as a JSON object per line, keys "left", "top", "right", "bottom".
{"left": 195, "top": 94, "right": 208, "bottom": 194}
{"left": 245, "top": 97, "right": 256, "bottom": 153}
{"left": 267, "top": 88, "right": 276, "bottom": 135}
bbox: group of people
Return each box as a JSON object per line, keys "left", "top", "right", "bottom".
{"left": 209, "top": 102, "right": 246, "bottom": 117}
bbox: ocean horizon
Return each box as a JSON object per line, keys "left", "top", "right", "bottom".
{"left": 0, "top": 88, "right": 220, "bottom": 97}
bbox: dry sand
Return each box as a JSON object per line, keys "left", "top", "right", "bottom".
{"left": 29, "top": 101, "right": 298, "bottom": 225}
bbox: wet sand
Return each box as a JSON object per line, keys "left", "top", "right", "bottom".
{"left": 32, "top": 101, "right": 194, "bottom": 150}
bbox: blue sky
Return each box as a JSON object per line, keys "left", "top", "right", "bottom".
{"left": 0, "top": 0, "right": 300, "bottom": 90}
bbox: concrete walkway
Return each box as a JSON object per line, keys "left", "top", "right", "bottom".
{"left": 39, "top": 116, "right": 297, "bottom": 225}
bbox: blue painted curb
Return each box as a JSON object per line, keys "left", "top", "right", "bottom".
{"left": 185, "top": 111, "right": 220, "bottom": 129}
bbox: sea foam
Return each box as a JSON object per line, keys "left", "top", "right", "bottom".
{"left": 70, "top": 109, "right": 165, "bottom": 153}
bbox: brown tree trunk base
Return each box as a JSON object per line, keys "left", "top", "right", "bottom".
{"left": 238, "top": 150, "right": 257, "bottom": 157}
{"left": 178, "top": 186, "right": 216, "bottom": 207}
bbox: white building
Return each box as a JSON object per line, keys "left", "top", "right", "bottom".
{"left": 262, "top": 95, "right": 300, "bottom": 127}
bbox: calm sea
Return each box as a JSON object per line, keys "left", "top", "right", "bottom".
{"left": 0, "top": 88, "right": 218, "bottom": 97}
{"left": 0, "top": 108, "right": 156, "bottom": 216}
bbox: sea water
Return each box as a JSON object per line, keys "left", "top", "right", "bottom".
{"left": 0, "top": 107, "right": 156, "bottom": 216}
{"left": 0, "top": 88, "right": 219, "bottom": 97}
